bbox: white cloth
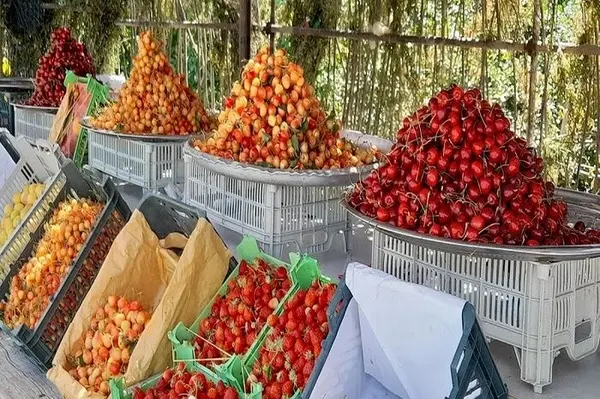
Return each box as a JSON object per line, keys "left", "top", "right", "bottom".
{"left": 310, "top": 262, "right": 467, "bottom": 399}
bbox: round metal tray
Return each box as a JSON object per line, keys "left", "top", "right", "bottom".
{"left": 184, "top": 130, "right": 393, "bottom": 187}
{"left": 11, "top": 103, "right": 58, "bottom": 113}
{"left": 342, "top": 187, "right": 600, "bottom": 263}
{"left": 81, "top": 117, "right": 202, "bottom": 142}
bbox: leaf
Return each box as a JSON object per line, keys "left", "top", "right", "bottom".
{"left": 289, "top": 159, "right": 298, "bottom": 168}
{"left": 256, "top": 162, "right": 272, "bottom": 168}
{"left": 301, "top": 118, "right": 309, "bottom": 132}
{"left": 292, "top": 134, "right": 299, "bottom": 152}
{"left": 261, "top": 132, "right": 271, "bottom": 143}
{"left": 332, "top": 122, "right": 340, "bottom": 133}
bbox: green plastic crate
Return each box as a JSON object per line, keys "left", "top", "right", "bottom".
{"left": 108, "top": 359, "right": 260, "bottom": 399}
{"left": 239, "top": 255, "right": 336, "bottom": 399}
{"left": 63, "top": 72, "right": 109, "bottom": 168}
{"left": 168, "top": 236, "right": 301, "bottom": 392}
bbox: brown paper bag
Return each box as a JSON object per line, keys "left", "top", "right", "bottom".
{"left": 47, "top": 210, "right": 231, "bottom": 398}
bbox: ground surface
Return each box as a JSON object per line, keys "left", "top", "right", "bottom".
{"left": 0, "top": 185, "right": 597, "bottom": 399}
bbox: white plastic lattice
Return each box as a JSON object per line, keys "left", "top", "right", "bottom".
{"left": 371, "top": 229, "right": 600, "bottom": 394}
{"left": 87, "top": 130, "right": 185, "bottom": 191}
{"left": 0, "top": 132, "right": 63, "bottom": 283}
{"left": 14, "top": 107, "right": 56, "bottom": 141}
{"left": 183, "top": 151, "right": 351, "bottom": 257}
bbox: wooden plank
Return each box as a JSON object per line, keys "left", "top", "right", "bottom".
{"left": 238, "top": 0, "right": 252, "bottom": 64}
{"left": 0, "top": 331, "right": 59, "bottom": 399}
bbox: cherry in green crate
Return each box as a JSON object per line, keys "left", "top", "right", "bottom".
{"left": 248, "top": 281, "right": 336, "bottom": 399}
{"left": 194, "top": 258, "right": 292, "bottom": 366}
{"left": 132, "top": 362, "right": 239, "bottom": 399}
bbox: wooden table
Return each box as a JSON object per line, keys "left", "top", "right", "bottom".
{"left": 0, "top": 331, "right": 59, "bottom": 399}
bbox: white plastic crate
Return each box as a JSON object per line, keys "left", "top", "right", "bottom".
{"left": 13, "top": 106, "right": 56, "bottom": 141}
{"left": 184, "top": 154, "right": 351, "bottom": 258}
{"left": 371, "top": 229, "right": 600, "bottom": 393}
{"left": 87, "top": 130, "right": 185, "bottom": 191}
{"left": 0, "top": 131, "right": 63, "bottom": 282}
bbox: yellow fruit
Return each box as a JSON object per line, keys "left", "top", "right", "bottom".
{"left": 26, "top": 194, "right": 36, "bottom": 205}
{"left": 12, "top": 217, "right": 20, "bottom": 228}
{"left": 23, "top": 204, "right": 32, "bottom": 213}
{"left": 1, "top": 218, "right": 11, "bottom": 230}
{"left": 19, "top": 208, "right": 27, "bottom": 218}
{"left": 13, "top": 203, "right": 24, "bottom": 212}
{"left": 10, "top": 210, "right": 20, "bottom": 220}
{"left": 20, "top": 192, "right": 28, "bottom": 204}
{"left": 12, "top": 193, "right": 21, "bottom": 204}
{"left": 0, "top": 231, "right": 6, "bottom": 245}
{"left": 4, "top": 203, "right": 14, "bottom": 216}
{"left": 35, "top": 185, "right": 44, "bottom": 197}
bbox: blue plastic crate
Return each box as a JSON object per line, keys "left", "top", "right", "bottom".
{"left": 304, "top": 277, "right": 508, "bottom": 399}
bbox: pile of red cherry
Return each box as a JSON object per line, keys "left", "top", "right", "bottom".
{"left": 348, "top": 84, "right": 600, "bottom": 246}
{"left": 26, "top": 27, "right": 95, "bottom": 107}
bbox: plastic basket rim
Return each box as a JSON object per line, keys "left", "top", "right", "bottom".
{"left": 11, "top": 103, "right": 59, "bottom": 113}
{"left": 81, "top": 116, "right": 205, "bottom": 141}
{"left": 343, "top": 196, "right": 600, "bottom": 263}
{"left": 182, "top": 134, "right": 387, "bottom": 187}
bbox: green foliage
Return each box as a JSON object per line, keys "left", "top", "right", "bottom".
{"left": 59, "top": 0, "right": 128, "bottom": 72}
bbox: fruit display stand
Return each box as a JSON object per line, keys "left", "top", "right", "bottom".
{"left": 183, "top": 131, "right": 391, "bottom": 258}
{"left": 0, "top": 161, "right": 130, "bottom": 370}
{"left": 0, "top": 78, "right": 33, "bottom": 134}
{"left": 0, "top": 131, "right": 62, "bottom": 284}
{"left": 342, "top": 189, "right": 600, "bottom": 394}
{"left": 83, "top": 120, "right": 190, "bottom": 192}
{"left": 13, "top": 103, "right": 59, "bottom": 142}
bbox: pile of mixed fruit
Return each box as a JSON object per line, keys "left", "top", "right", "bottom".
{"left": 193, "top": 47, "right": 380, "bottom": 170}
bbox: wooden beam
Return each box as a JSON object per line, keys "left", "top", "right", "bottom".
{"left": 265, "top": 25, "right": 600, "bottom": 56}
{"left": 114, "top": 20, "right": 237, "bottom": 31}
{"left": 238, "top": 0, "right": 252, "bottom": 65}
{"left": 526, "top": 0, "right": 540, "bottom": 143}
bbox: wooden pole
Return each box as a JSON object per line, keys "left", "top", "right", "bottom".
{"left": 526, "top": 0, "right": 540, "bottom": 143}
{"left": 480, "top": 0, "right": 488, "bottom": 98}
{"left": 239, "top": 0, "right": 252, "bottom": 65}
{"left": 269, "top": 0, "right": 276, "bottom": 52}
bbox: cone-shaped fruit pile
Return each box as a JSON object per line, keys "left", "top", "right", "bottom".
{"left": 27, "top": 27, "right": 95, "bottom": 107}
{"left": 348, "top": 84, "right": 600, "bottom": 246}
{"left": 193, "top": 46, "right": 379, "bottom": 170}
{"left": 90, "top": 31, "right": 214, "bottom": 135}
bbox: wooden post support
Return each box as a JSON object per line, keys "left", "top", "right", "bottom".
{"left": 526, "top": 0, "right": 541, "bottom": 144}
{"left": 239, "top": 0, "right": 251, "bottom": 65}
